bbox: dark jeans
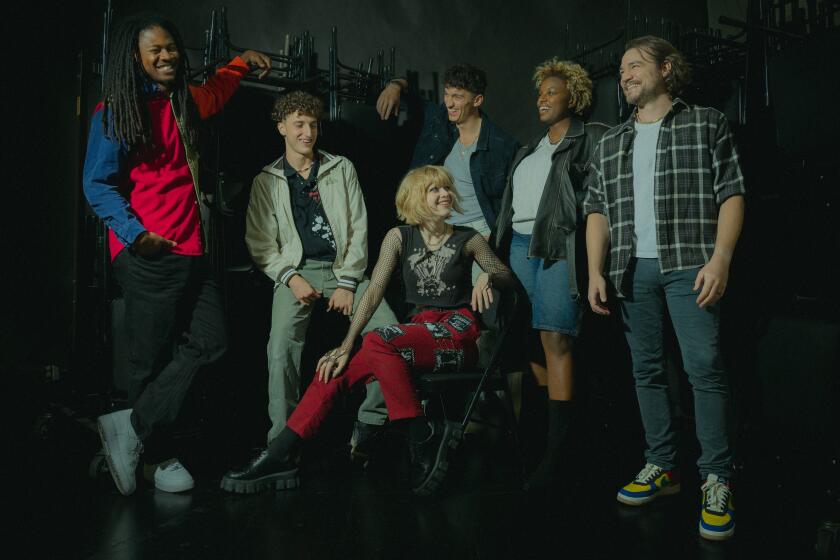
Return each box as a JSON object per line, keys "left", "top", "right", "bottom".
{"left": 112, "top": 250, "right": 227, "bottom": 460}
{"left": 620, "top": 258, "right": 732, "bottom": 479}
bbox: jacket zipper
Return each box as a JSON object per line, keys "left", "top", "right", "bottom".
{"left": 170, "top": 99, "right": 207, "bottom": 254}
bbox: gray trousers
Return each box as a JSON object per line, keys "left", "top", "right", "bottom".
{"left": 267, "top": 260, "right": 398, "bottom": 442}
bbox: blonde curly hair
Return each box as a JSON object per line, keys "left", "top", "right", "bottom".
{"left": 532, "top": 58, "right": 593, "bottom": 115}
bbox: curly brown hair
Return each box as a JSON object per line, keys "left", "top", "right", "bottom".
{"left": 624, "top": 35, "right": 692, "bottom": 97}
{"left": 271, "top": 90, "right": 324, "bottom": 122}
{"left": 532, "top": 58, "right": 593, "bottom": 115}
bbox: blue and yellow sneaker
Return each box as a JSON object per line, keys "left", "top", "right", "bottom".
{"left": 699, "top": 474, "right": 735, "bottom": 541}
{"left": 617, "top": 463, "right": 681, "bottom": 505}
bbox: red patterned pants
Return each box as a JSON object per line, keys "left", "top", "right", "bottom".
{"left": 286, "top": 307, "right": 480, "bottom": 439}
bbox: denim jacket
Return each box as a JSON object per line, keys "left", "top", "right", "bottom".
{"left": 409, "top": 103, "right": 519, "bottom": 231}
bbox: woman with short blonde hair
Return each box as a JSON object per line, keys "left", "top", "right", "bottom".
{"left": 395, "top": 165, "right": 464, "bottom": 225}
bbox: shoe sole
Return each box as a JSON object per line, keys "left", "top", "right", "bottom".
{"left": 155, "top": 479, "right": 195, "bottom": 493}
{"left": 699, "top": 522, "right": 735, "bottom": 541}
{"left": 97, "top": 416, "right": 136, "bottom": 496}
{"left": 412, "top": 421, "right": 463, "bottom": 497}
{"left": 616, "top": 482, "right": 681, "bottom": 506}
{"left": 219, "top": 469, "right": 300, "bottom": 494}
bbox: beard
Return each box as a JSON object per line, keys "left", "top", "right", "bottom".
{"left": 623, "top": 82, "right": 660, "bottom": 107}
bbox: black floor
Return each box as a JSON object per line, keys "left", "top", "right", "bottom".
{"left": 17, "top": 387, "right": 840, "bottom": 560}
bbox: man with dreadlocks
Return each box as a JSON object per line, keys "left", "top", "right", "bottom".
{"left": 83, "top": 13, "right": 270, "bottom": 496}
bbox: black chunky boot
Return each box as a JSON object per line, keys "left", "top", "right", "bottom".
{"left": 408, "top": 417, "right": 463, "bottom": 496}
{"left": 220, "top": 428, "right": 301, "bottom": 494}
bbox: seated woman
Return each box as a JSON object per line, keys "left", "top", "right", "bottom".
{"left": 222, "top": 165, "right": 514, "bottom": 495}
{"left": 494, "top": 59, "right": 607, "bottom": 491}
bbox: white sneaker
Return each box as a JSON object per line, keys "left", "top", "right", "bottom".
{"left": 153, "top": 459, "right": 195, "bottom": 493}
{"left": 97, "top": 409, "right": 143, "bottom": 496}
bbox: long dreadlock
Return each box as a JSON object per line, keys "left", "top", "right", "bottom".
{"left": 101, "top": 14, "right": 199, "bottom": 151}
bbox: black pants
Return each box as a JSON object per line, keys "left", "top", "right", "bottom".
{"left": 112, "top": 250, "right": 227, "bottom": 460}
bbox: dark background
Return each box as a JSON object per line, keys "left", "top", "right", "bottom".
{"left": 4, "top": 0, "right": 839, "bottom": 497}
{"left": 0, "top": 0, "right": 732, "bottom": 374}
{"left": 3, "top": 1, "right": 840, "bottom": 558}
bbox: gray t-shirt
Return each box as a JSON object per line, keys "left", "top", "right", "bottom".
{"left": 444, "top": 140, "right": 483, "bottom": 225}
{"left": 511, "top": 133, "right": 556, "bottom": 235}
{"left": 632, "top": 120, "right": 663, "bottom": 258}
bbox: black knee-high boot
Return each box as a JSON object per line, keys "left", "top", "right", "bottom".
{"left": 524, "top": 399, "right": 571, "bottom": 491}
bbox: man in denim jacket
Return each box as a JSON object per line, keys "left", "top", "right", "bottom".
{"left": 377, "top": 63, "right": 519, "bottom": 239}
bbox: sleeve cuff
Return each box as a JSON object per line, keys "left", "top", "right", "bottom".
{"left": 279, "top": 267, "right": 300, "bottom": 286}
{"left": 120, "top": 222, "right": 148, "bottom": 248}
{"left": 337, "top": 276, "right": 358, "bottom": 293}
{"left": 715, "top": 185, "right": 746, "bottom": 206}
{"left": 228, "top": 56, "right": 250, "bottom": 73}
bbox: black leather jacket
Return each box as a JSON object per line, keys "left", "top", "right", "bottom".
{"left": 495, "top": 117, "right": 608, "bottom": 296}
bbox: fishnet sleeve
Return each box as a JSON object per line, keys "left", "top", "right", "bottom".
{"left": 337, "top": 228, "right": 403, "bottom": 353}
{"left": 464, "top": 233, "right": 515, "bottom": 289}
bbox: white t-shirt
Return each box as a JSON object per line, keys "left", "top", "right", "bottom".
{"left": 511, "top": 134, "right": 557, "bottom": 235}
{"left": 632, "top": 120, "right": 663, "bottom": 258}
{"left": 444, "top": 140, "right": 483, "bottom": 224}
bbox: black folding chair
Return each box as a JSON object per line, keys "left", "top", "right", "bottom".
{"left": 415, "top": 288, "right": 525, "bottom": 443}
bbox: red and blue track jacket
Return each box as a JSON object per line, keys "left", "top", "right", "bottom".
{"left": 83, "top": 57, "right": 250, "bottom": 260}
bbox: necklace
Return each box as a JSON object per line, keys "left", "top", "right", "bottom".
{"left": 421, "top": 224, "right": 451, "bottom": 251}
{"left": 548, "top": 132, "right": 565, "bottom": 145}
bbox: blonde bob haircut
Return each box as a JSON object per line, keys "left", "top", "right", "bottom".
{"left": 532, "top": 58, "right": 593, "bottom": 115}
{"left": 395, "top": 165, "right": 463, "bottom": 225}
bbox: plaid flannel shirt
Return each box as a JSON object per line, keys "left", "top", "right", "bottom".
{"left": 583, "top": 99, "right": 745, "bottom": 297}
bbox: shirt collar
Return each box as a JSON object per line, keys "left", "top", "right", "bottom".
{"left": 282, "top": 152, "right": 320, "bottom": 179}
{"left": 448, "top": 110, "right": 491, "bottom": 151}
{"left": 620, "top": 97, "right": 689, "bottom": 132}
{"left": 565, "top": 117, "right": 584, "bottom": 138}
{"left": 140, "top": 74, "right": 171, "bottom": 100}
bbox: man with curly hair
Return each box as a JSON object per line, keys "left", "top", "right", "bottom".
{"left": 242, "top": 91, "right": 398, "bottom": 462}
{"left": 495, "top": 59, "right": 607, "bottom": 492}
{"left": 584, "top": 36, "right": 745, "bottom": 541}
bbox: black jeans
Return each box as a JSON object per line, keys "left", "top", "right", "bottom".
{"left": 112, "top": 250, "right": 227, "bottom": 460}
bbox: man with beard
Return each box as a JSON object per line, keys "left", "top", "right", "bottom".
{"left": 584, "top": 35, "right": 745, "bottom": 541}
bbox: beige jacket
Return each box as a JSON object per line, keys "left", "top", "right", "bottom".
{"left": 245, "top": 151, "right": 368, "bottom": 290}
